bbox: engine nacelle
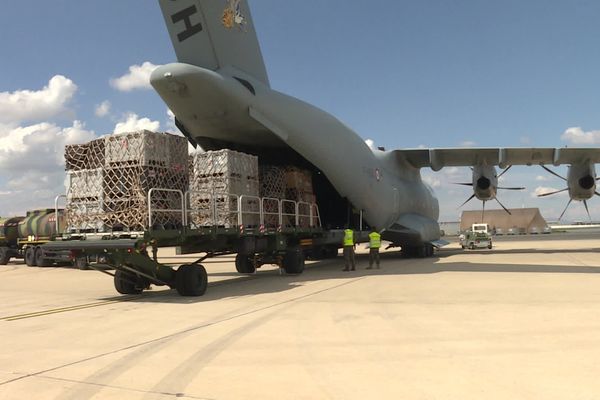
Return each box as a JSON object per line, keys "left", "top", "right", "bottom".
{"left": 472, "top": 165, "right": 498, "bottom": 201}
{"left": 567, "top": 163, "right": 597, "bottom": 201}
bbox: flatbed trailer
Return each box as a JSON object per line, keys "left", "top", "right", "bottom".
{"left": 42, "top": 190, "right": 369, "bottom": 296}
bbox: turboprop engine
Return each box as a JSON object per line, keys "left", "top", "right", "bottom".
{"left": 538, "top": 163, "right": 599, "bottom": 220}
{"left": 456, "top": 165, "right": 525, "bottom": 218}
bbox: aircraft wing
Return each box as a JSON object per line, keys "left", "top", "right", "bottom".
{"left": 393, "top": 147, "right": 600, "bottom": 171}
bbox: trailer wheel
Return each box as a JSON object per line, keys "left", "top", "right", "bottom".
{"left": 35, "top": 247, "right": 52, "bottom": 267}
{"left": 0, "top": 247, "right": 10, "bottom": 265}
{"left": 75, "top": 256, "right": 90, "bottom": 270}
{"left": 235, "top": 254, "right": 256, "bottom": 274}
{"left": 114, "top": 270, "right": 144, "bottom": 295}
{"left": 283, "top": 248, "right": 305, "bottom": 274}
{"left": 176, "top": 264, "right": 208, "bottom": 296}
{"left": 25, "top": 247, "right": 37, "bottom": 267}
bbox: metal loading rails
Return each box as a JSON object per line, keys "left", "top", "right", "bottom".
{"left": 42, "top": 189, "right": 369, "bottom": 297}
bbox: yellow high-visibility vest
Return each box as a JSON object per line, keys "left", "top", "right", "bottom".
{"left": 369, "top": 231, "right": 381, "bottom": 249}
{"left": 343, "top": 229, "right": 354, "bottom": 246}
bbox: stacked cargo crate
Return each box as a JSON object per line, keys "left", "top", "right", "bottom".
{"left": 258, "top": 165, "right": 315, "bottom": 227}
{"left": 64, "top": 138, "right": 106, "bottom": 231}
{"left": 189, "top": 150, "right": 259, "bottom": 228}
{"left": 64, "top": 131, "right": 189, "bottom": 232}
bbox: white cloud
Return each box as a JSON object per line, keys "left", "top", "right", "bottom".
{"left": 95, "top": 100, "right": 111, "bottom": 117}
{"left": 110, "top": 62, "right": 160, "bottom": 92}
{"left": 460, "top": 140, "right": 476, "bottom": 147}
{"left": 535, "top": 175, "right": 550, "bottom": 182}
{"left": 520, "top": 136, "right": 531, "bottom": 145}
{"left": 0, "top": 120, "right": 95, "bottom": 215}
{"left": 365, "top": 139, "right": 374, "bottom": 149}
{"left": 0, "top": 121, "right": 95, "bottom": 172}
{"left": 422, "top": 174, "right": 441, "bottom": 188}
{"left": 0, "top": 75, "right": 77, "bottom": 123}
{"left": 165, "top": 109, "right": 178, "bottom": 132}
{"left": 561, "top": 127, "right": 600, "bottom": 145}
{"left": 114, "top": 112, "right": 161, "bottom": 133}
{"left": 532, "top": 186, "right": 566, "bottom": 198}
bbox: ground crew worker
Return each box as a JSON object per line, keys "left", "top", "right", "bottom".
{"left": 342, "top": 227, "right": 356, "bottom": 271}
{"left": 367, "top": 228, "right": 381, "bottom": 269}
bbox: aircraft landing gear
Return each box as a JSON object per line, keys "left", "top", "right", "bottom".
{"left": 402, "top": 243, "right": 434, "bottom": 258}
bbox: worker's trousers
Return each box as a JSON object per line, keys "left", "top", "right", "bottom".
{"left": 343, "top": 246, "right": 355, "bottom": 270}
{"left": 369, "top": 248, "right": 380, "bottom": 268}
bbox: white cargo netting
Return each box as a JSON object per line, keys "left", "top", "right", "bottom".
{"left": 189, "top": 150, "right": 259, "bottom": 228}
{"left": 64, "top": 131, "right": 189, "bottom": 232}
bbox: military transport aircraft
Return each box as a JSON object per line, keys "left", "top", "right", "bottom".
{"left": 151, "top": 0, "right": 600, "bottom": 257}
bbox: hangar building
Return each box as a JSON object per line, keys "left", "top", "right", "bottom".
{"left": 460, "top": 208, "right": 548, "bottom": 233}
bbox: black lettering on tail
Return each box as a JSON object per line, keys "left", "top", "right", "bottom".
{"left": 171, "top": 6, "right": 203, "bottom": 42}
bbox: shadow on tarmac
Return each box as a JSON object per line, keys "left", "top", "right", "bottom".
{"left": 119, "top": 248, "right": 600, "bottom": 304}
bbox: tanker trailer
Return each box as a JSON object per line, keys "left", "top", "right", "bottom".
{"left": 0, "top": 216, "right": 25, "bottom": 265}
{"left": 17, "top": 209, "right": 65, "bottom": 267}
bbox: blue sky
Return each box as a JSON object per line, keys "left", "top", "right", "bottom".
{"left": 1, "top": 1, "right": 599, "bottom": 221}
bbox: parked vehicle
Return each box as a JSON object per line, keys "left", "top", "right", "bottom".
{"left": 460, "top": 224, "right": 492, "bottom": 250}
{"left": 0, "top": 209, "right": 65, "bottom": 266}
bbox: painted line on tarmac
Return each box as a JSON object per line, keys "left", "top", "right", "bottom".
{"left": 0, "top": 276, "right": 258, "bottom": 322}
{"left": 0, "top": 274, "right": 367, "bottom": 388}
{"left": 0, "top": 297, "right": 143, "bottom": 322}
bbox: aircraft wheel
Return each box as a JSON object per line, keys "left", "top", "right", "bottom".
{"left": 425, "top": 244, "right": 434, "bottom": 257}
{"left": 283, "top": 248, "right": 305, "bottom": 274}
{"left": 461, "top": 245, "right": 466, "bottom": 249}
{"left": 0, "top": 247, "right": 10, "bottom": 265}
{"left": 25, "top": 246, "right": 37, "bottom": 266}
{"left": 176, "top": 264, "right": 208, "bottom": 296}
{"left": 35, "top": 247, "right": 52, "bottom": 267}
{"left": 469, "top": 243, "right": 475, "bottom": 250}
{"left": 488, "top": 243, "right": 493, "bottom": 249}
{"left": 114, "top": 270, "right": 144, "bottom": 295}
{"left": 235, "top": 253, "right": 256, "bottom": 274}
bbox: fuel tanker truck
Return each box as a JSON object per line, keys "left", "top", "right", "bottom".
{"left": 0, "top": 209, "right": 65, "bottom": 266}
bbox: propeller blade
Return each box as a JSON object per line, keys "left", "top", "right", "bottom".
{"left": 537, "top": 188, "right": 569, "bottom": 197}
{"left": 558, "top": 199, "right": 573, "bottom": 221}
{"left": 541, "top": 165, "right": 567, "bottom": 181}
{"left": 495, "top": 197, "right": 512, "bottom": 215}
{"left": 458, "top": 194, "right": 476, "bottom": 209}
{"left": 497, "top": 165, "right": 512, "bottom": 178}
{"left": 453, "top": 182, "right": 474, "bottom": 186}
{"left": 584, "top": 200, "right": 592, "bottom": 222}
{"left": 498, "top": 186, "right": 526, "bottom": 191}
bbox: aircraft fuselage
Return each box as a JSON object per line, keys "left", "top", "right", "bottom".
{"left": 151, "top": 63, "right": 440, "bottom": 243}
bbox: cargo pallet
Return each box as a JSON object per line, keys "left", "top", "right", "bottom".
{"left": 42, "top": 189, "right": 368, "bottom": 297}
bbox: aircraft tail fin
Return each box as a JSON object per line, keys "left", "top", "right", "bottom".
{"left": 158, "top": 0, "right": 269, "bottom": 86}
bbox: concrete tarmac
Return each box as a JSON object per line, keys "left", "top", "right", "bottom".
{"left": 2, "top": 236, "right": 600, "bottom": 399}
